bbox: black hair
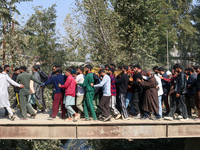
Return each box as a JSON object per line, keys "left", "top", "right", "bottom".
{"left": 4, "top": 65, "right": 10, "bottom": 70}
{"left": 153, "top": 66, "right": 159, "bottom": 70}
{"left": 158, "top": 67, "right": 164, "bottom": 71}
{"left": 85, "top": 65, "right": 93, "bottom": 70}
{"left": 188, "top": 67, "right": 194, "bottom": 73}
{"left": 118, "top": 66, "right": 122, "bottom": 70}
{"left": 78, "top": 67, "right": 84, "bottom": 73}
{"left": 0, "top": 66, "right": 3, "bottom": 73}
{"left": 109, "top": 68, "right": 115, "bottom": 74}
{"left": 66, "top": 68, "right": 72, "bottom": 74}
{"left": 134, "top": 64, "right": 140, "bottom": 69}
{"left": 173, "top": 64, "right": 182, "bottom": 70}
{"left": 98, "top": 69, "right": 105, "bottom": 74}
{"left": 33, "top": 65, "right": 40, "bottom": 71}
{"left": 56, "top": 68, "right": 62, "bottom": 74}
{"left": 14, "top": 68, "right": 20, "bottom": 71}
{"left": 123, "top": 66, "right": 128, "bottom": 71}
{"left": 69, "top": 66, "right": 75, "bottom": 70}
{"left": 110, "top": 64, "right": 116, "bottom": 68}
{"left": 20, "top": 66, "right": 27, "bottom": 71}
{"left": 105, "top": 64, "right": 109, "bottom": 68}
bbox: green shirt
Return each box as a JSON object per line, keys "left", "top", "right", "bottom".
{"left": 78, "top": 73, "right": 95, "bottom": 92}
{"left": 16, "top": 72, "right": 42, "bottom": 94}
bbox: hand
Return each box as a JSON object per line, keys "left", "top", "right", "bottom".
{"left": 137, "top": 78, "right": 141, "bottom": 83}
{"left": 20, "top": 84, "right": 24, "bottom": 88}
{"left": 159, "top": 76, "right": 163, "bottom": 79}
{"left": 115, "top": 74, "right": 118, "bottom": 77}
{"left": 176, "top": 93, "right": 180, "bottom": 98}
{"left": 91, "top": 83, "right": 94, "bottom": 87}
{"left": 58, "top": 83, "right": 61, "bottom": 88}
{"left": 174, "top": 72, "right": 178, "bottom": 77}
{"left": 187, "top": 85, "right": 191, "bottom": 88}
{"left": 76, "top": 82, "right": 78, "bottom": 85}
{"left": 156, "top": 86, "right": 159, "bottom": 90}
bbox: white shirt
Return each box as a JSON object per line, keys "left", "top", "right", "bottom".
{"left": 76, "top": 74, "right": 85, "bottom": 95}
{"left": 154, "top": 74, "right": 163, "bottom": 96}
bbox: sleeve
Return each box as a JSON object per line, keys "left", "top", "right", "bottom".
{"left": 6, "top": 75, "right": 21, "bottom": 87}
{"left": 30, "top": 75, "right": 42, "bottom": 85}
{"left": 156, "top": 77, "right": 162, "bottom": 90}
{"left": 177, "top": 74, "right": 185, "bottom": 94}
{"left": 78, "top": 75, "right": 88, "bottom": 88}
{"left": 61, "top": 78, "right": 71, "bottom": 89}
{"left": 16, "top": 76, "right": 20, "bottom": 83}
{"left": 140, "top": 79, "right": 154, "bottom": 89}
{"left": 94, "top": 76, "right": 108, "bottom": 88}
{"left": 76, "top": 75, "right": 81, "bottom": 82}
{"left": 115, "top": 75, "right": 124, "bottom": 84}
{"left": 44, "top": 77, "right": 54, "bottom": 86}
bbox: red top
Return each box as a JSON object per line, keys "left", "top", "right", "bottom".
{"left": 61, "top": 75, "right": 76, "bottom": 97}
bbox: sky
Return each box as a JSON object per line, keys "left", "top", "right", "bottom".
{"left": 15, "top": 0, "right": 75, "bottom": 36}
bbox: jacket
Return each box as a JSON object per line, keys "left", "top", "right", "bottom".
{"left": 61, "top": 75, "right": 76, "bottom": 97}
{"left": 196, "top": 73, "right": 200, "bottom": 92}
{"left": 175, "top": 71, "right": 187, "bottom": 95}
{"left": 187, "top": 73, "right": 197, "bottom": 96}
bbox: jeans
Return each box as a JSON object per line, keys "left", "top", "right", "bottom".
{"left": 125, "top": 92, "right": 136, "bottom": 114}
{"left": 158, "top": 96, "right": 162, "bottom": 118}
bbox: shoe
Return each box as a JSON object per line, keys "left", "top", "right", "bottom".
{"left": 177, "top": 115, "right": 183, "bottom": 119}
{"left": 123, "top": 117, "right": 130, "bottom": 121}
{"left": 134, "top": 114, "right": 141, "bottom": 119}
{"left": 141, "top": 117, "right": 149, "bottom": 120}
{"left": 180, "top": 118, "right": 189, "bottom": 121}
{"left": 41, "top": 109, "right": 46, "bottom": 114}
{"left": 103, "top": 116, "right": 111, "bottom": 122}
{"left": 31, "top": 113, "right": 36, "bottom": 119}
{"left": 74, "top": 114, "right": 80, "bottom": 121}
{"left": 47, "top": 116, "right": 56, "bottom": 120}
{"left": 115, "top": 114, "right": 121, "bottom": 120}
{"left": 10, "top": 115, "right": 15, "bottom": 121}
{"left": 164, "top": 116, "right": 173, "bottom": 121}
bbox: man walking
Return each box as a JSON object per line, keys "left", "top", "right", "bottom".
{"left": 164, "top": 64, "right": 188, "bottom": 121}
{"left": 91, "top": 69, "right": 111, "bottom": 122}
{"left": 16, "top": 66, "right": 42, "bottom": 120}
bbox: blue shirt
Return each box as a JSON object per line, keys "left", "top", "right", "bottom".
{"left": 94, "top": 75, "right": 111, "bottom": 96}
{"left": 43, "top": 74, "right": 66, "bottom": 93}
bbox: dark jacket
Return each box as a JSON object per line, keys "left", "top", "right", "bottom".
{"left": 12, "top": 73, "right": 20, "bottom": 93}
{"left": 131, "top": 72, "right": 142, "bottom": 92}
{"left": 175, "top": 71, "right": 187, "bottom": 95}
{"left": 161, "top": 73, "right": 170, "bottom": 94}
{"left": 115, "top": 74, "right": 129, "bottom": 94}
{"left": 196, "top": 73, "right": 200, "bottom": 92}
{"left": 187, "top": 73, "right": 197, "bottom": 96}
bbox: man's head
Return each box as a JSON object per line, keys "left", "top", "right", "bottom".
{"left": 108, "top": 68, "right": 115, "bottom": 75}
{"left": 191, "top": 66, "right": 196, "bottom": 72}
{"left": 158, "top": 67, "right": 165, "bottom": 75}
{"left": 188, "top": 67, "right": 194, "bottom": 75}
{"left": 0, "top": 66, "right": 3, "bottom": 73}
{"left": 14, "top": 68, "right": 20, "bottom": 75}
{"left": 85, "top": 65, "right": 92, "bottom": 73}
{"left": 166, "top": 71, "right": 172, "bottom": 78}
{"left": 32, "top": 65, "right": 40, "bottom": 72}
{"left": 20, "top": 66, "right": 27, "bottom": 73}
{"left": 118, "top": 66, "right": 122, "bottom": 71}
{"left": 77, "top": 67, "right": 84, "bottom": 75}
{"left": 69, "top": 66, "right": 75, "bottom": 70}
{"left": 65, "top": 69, "right": 72, "bottom": 77}
{"left": 71, "top": 70, "right": 76, "bottom": 77}
{"left": 53, "top": 66, "right": 57, "bottom": 73}
{"left": 99, "top": 64, "right": 105, "bottom": 70}
{"left": 147, "top": 70, "right": 154, "bottom": 78}
{"left": 133, "top": 64, "right": 140, "bottom": 73}
{"left": 196, "top": 66, "right": 200, "bottom": 74}
{"left": 173, "top": 64, "right": 182, "bottom": 73}
{"left": 123, "top": 66, "right": 128, "bottom": 72}
{"left": 153, "top": 66, "right": 159, "bottom": 74}
{"left": 128, "top": 65, "right": 133, "bottom": 72}
{"left": 4, "top": 65, "right": 10, "bottom": 73}
{"left": 98, "top": 69, "right": 106, "bottom": 77}
{"left": 105, "top": 64, "right": 110, "bottom": 71}
{"left": 110, "top": 64, "right": 116, "bottom": 69}
{"left": 56, "top": 68, "right": 62, "bottom": 75}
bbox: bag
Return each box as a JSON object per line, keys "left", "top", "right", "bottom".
{"left": 38, "top": 70, "right": 48, "bottom": 82}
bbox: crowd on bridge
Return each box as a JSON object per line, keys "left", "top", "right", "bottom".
{"left": 0, "top": 63, "right": 200, "bottom": 122}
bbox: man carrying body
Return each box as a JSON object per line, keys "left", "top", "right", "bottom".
{"left": 16, "top": 66, "right": 42, "bottom": 120}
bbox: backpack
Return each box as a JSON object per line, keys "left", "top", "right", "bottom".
{"left": 38, "top": 70, "right": 48, "bottom": 83}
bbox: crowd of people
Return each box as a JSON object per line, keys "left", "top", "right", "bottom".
{"left": 0, "top": 63, "right": 200, "bottom": 122}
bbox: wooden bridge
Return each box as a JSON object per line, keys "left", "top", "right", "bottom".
{"left": 0, "top": 108, "right": 199, "bottom": 139}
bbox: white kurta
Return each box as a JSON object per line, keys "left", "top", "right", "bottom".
{"left": 0, "top": 73, "right": 21, "bottom": 107}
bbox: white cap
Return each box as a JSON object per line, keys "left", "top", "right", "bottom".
{"left": 166, "top": 71, "right": 172, "bottom": 76}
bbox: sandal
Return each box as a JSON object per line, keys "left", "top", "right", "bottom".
{"left": 31, "top": 113, "right": 36, "bottom": 119}
{"left": 81, "top": 118, "right": 90, "bottom": 121}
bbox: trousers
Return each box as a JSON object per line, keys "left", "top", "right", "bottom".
{"left": 52, "top": 93, "right": 66, "bottom": 118}
{"left": 83, "top": 91, "right": 97, "bottom": 120}
{"left": 118, "top": 93, "right": 129, "bottom": 119}
{"left": 76, "top": 95, "right": 84, "bottom": 114}
{"left": 194, "top": 91, "right": 200, "bottom": 118}
{"left": 168, "top": 94, "right": 188, "bottom": 119}
{"left": 132, "top": 91, "right": 141, "bottom": 114}
{"left": 99, "top": 96, "right": 111, "bottom": 118}
{"left": 185, "top": 95, "right": 197, "bottom": 117}
{"left": 110, "top": 96, "right": 120, "bottom": 115}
